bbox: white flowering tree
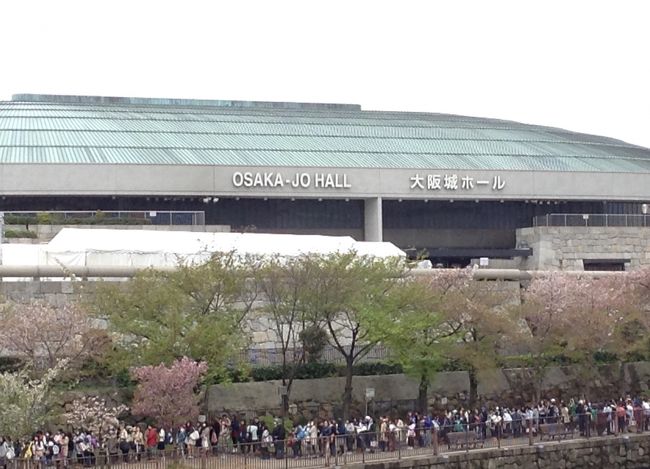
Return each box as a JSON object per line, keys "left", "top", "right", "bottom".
{"left": 520, "top": 272, "right": 630, "bottom": 398}
{"left": 0, "top": 299, "right": 107, "bottom": 370}
{"left": 64, "top": 396, "right": 128, "bottom": 441}
{"left": 0, "top": 360, "right": 67, "bottom": 439}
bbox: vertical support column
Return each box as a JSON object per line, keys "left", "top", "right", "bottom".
{"left": 364, "top": 197, "right": 383, "bottom": 242}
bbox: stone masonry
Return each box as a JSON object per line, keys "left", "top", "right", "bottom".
{"left": 357, "top": 433, "right": 650, "bottom": 469}
{"left": 516, "top": 226, "right": 650, "bottom": 271}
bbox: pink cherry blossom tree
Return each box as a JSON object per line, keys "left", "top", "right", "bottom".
{"left": 130, "top": 357, "right": 207, "bottom": 427}
{"left": 520, "top": 272, "right": 630, "bottom": 398}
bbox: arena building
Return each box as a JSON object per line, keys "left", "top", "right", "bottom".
{"left": 1, "top": 94, "right": 650, "bottom": 270}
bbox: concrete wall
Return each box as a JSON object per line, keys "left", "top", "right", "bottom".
{"left": 5, "top": 164, "right": 650, "bottom": 202}
{"left": 362, "top": 433, "right": 650, "bottom": 469}
{"left": 517, "top": 226, "right": 650, "bottom": 270}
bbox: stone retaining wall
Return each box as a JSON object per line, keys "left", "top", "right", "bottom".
{"left": 357, "top": 433, "right": 650, "bottom": 469}
{"left": 207, "top": 362, "right": 650, "bottom": 420}
{"left": 517, "top": 226, "right": 650, "bottom": 270}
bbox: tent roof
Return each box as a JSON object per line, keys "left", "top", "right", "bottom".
{"left": 45, "top": 228, "right": 405, "bottom": 260}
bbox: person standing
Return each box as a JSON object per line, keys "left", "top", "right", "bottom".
{"left": 145, "top": 426, "right": 157, "bottom": 459}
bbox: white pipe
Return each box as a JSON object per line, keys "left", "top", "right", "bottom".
{"left": 0, "top": 265, "right": 175, "bottom": 278}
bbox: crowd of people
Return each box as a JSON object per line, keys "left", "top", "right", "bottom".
{"left": 2, "top": 395, "right": 650, "bottom": 466}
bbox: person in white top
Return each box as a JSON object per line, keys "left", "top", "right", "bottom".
{"left": 157, "top": 428, "right": 166, "bottom": 452}
{"left": 308, "top": 422, "right": 318, "bottom": 456}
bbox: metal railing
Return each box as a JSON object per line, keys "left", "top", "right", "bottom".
{"left": 3, "top": 211, "right": 206, "bottom": 226}
{"left": 533, "top": 213, "right": 650, "bottom": 228}
{"left": 4, "top": 412, "right": 648, "bottom": 469}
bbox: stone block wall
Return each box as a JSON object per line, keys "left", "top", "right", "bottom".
{"left": 516, "top": 226, "right": 650, "bottom": 271}
{"left": 360, "top": 433, "right": 650, "bottom": 469}
{"left": 207, "top": 362, "right": 650, "bottom": 420}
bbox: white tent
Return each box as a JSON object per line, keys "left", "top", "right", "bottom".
{"left": 37, "top": 228, "right": 405, "bottom": 268}
{"left": 1, "top": 243, "right": 43, "bottom": 266}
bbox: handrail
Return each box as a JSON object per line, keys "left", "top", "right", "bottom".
{"left": 533, "top": 213, "right": 650, "bottom": 228}
{"left": 2, "top": 210, "right": 206, "bottom": 226}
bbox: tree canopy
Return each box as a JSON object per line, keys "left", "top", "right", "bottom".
{"left": 92, "top": 252, "right": 258, "bottom": 381}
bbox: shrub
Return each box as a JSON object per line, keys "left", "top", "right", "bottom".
{"left": 0, "top": 356, "right": 24, "bottom": 373}
{"left": 4, "top": 229, "right": 37, "bottom": 238}
{"left": 250, "top": 361, "right": 396, "bottom": 382}
{"left": 296, "top": 362, "right": 338, "bottom": 379}
{"left": 4, "top": 215, "right": 34, "bottom": 226}
{"left": 36, "top": 212, "right": 54, "bottom": 224}
{"left": 351, "top": 362, "right": 403, "bottom": 376}
{"left": 299, "top": 326, "right": 328, "bottom": 363}
{"left": 4, "top": 214, "right": 153, "bottom": 226}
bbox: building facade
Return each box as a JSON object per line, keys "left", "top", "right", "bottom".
{"left": 1, "top": 94, "right": 649, "bottom": 268}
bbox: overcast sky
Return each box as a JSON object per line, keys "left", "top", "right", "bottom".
{"left": 1, "top": 0, "right": 648, "bottom": 147}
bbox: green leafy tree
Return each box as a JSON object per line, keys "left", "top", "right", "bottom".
{"left": 92, "top": 252, "right": 258, "bottom": 382}
{"left": 300, "top": 253, "right": 409, "bottom": 419}
{"left": 363, "top": 275, "right": 459, "bottom": 414}
{"left": 255, "top": 256, "right": 312, "bottom": 416}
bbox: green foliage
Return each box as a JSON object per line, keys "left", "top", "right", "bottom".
{"left": 299, "top": 325, "right": 328, "bottom": 363}
{"left": 0, "top": 357, "right": 24, "bottom": 373}
{"left": 250, "top": 362, "right": 338, "bottom": 381}
{"left": 248, "top": 361, "right": 402, "bottom": 382}
{"left": 297, "top": 253, "right": 412, "bottom": 418}
{"left": 4, "top": 228, "right": 37, "bottom": 238}
{"left": 352, "top": 361, "right": 403, "bottom": 376}
{"left": 258, "top": 414, "right": 293, "bottom": 433}
{"left": 36, "top": 211, "right": 54, "bottom": 224}
{"left": 592, "top": 351, "right": 619, "bottom": 364}
{"left": 91, "top": 253, "right": 257, "bottom": 383}
{"left": 4, "top": 214, "right": 152, "bottom": 226}
{"left": 4, "top": 215, "right": 33, "bottom": 226}
{"left": 221, "top": 366, "right": 250, "bottom": 384}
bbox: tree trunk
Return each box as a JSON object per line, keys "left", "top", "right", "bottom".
{"left": 468, "top": 367, "right": 478, "bottom": 408}
{"left": 617, "top": 361, "right": 627, "bottom": 397}
{"left": 417, "top": 374, "right": 429, "bottom": 415}
{"left": 533, "top": 365, "right": 544, "bottom": 403}
{"left": 342, "top": 358, "right": 354, "bottom": 420}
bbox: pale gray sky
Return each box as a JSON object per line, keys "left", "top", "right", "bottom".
{"left": 1, "top": 0, "right": 649, "bottom": 147}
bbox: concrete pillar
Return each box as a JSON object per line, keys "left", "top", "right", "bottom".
{"left": 364, "top": 197, "right": 383, "bottom": 242}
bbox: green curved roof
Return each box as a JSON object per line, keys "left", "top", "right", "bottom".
{"left": 1, "top": 94, "right": 649, "bottom": 172}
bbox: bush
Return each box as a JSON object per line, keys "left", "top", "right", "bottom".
{"left": 250, "top": 366, "right": 283, "bottom": 382}
{"left": 0, "top": 357, "right": 24, "bottom": 373}
{"left": 296, "top": 362, "right": 338, "bottom": 379}
{"left": 4, "top": 229, "right": 37, "bottom": 238}
{"left": 250, "top": 361, "right": 398, "bottom": 382}
{"left": 351, "top": 362, "right": 403, "bottom": 376}
{"left": 299, "top": 326, "right": 328, "bottom": 363}
{"left": 593, "top": 351, "right": 619, "bottom": 364}
{"left": 4, "top": 214, "right": 152, "bottom": 226}
{"left": 36, "top": 212, "right": 55, "bottom": 224}
{"left": 4, "top": 215, "right": 33, "bottom": 226}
